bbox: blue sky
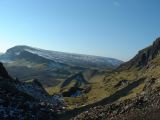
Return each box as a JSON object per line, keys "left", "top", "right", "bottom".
{"left": 0, "top": 0, "right": 160, "bottom": 61}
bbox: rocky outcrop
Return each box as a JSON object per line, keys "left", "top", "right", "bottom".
{"left": 61, "top": 73, "right": 89, "bottom": 88}
{"left": 71, "top": 37, "right": 160, "bottom": 120}
{"left": 119, "top": 37, "right": 160, "bottom": 69}
{"left": 0, "top": 62, "right": 65, "bottom": 120}
{"left": 114, "top": 79, "right": 129, "bottom": 89}
{"left": 0, "top": 62, "right": 12, "bottom": 79}
{"left": 72, "top": 87, "right": 160, "bottom": 120}
{"left": 16, "top": 80, "right": 64, "bottom": 105}
{"left": 0, "top": 87, "right": 60, "bottom": 120}
{"left": 61, "top": 73, "right": 90, "bottom": 97}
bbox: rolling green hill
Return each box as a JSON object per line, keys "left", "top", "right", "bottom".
{"left": 64, "top": 37, "right": 160, "bottom": 120}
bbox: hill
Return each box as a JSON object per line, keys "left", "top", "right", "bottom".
{"left": 70, "top": 37, "right": 160, "bottom": 120}
{"left": 0, "top": 45, "right": 123, "bottom": 88}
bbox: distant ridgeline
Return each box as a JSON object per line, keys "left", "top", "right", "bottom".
{"left": 0, "top": 45, "right": 123, "bottom": 88}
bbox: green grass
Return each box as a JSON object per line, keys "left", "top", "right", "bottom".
{"left": 41, "top": 57, "right": 160, "bottom": 110}
{"left": 45, "top": 86, "right": 61, "bottom": 95}
{"left": 119, "top": 83, "right": 145, "bottom": 101}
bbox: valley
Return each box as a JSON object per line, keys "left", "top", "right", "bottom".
{"left": 1, "top": 38, "right": 160, "bottom": 120}
{"left": 1, "top": 0, "right": 160, "bottom": 119}
{"left": 70, "top": 37, "right": 160, "bottom": 119}
{"left": 0, "top": 46, "right": 122, "bottom": 109}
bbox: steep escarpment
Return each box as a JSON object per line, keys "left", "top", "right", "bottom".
{"left": 120, "top": 37, "right": 160, "bottom": 69}
{"left": 0, "top": 62, "right": 65, "bottom": 120}
{"left": 0, "top": 62, "right": 12, "bottom": 79}
{"left": 71, "top": 38, "right": 160, "bottom": 120}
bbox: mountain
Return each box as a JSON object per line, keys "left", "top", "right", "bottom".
{"left": 1, "top": 45, "right": 122, "bottom": 69}
{"left": 2, "top": 38, "right": 160, "bottom": 120}
{"left": 68, "top": 37, "right": 160, "bottom": 120}
{"left": 0, "top": 62, "right": 65, "bottom": 120}
{"left": 119, "top": 37, "right": 160, "bottom": 69}
{"left": 0, "top": 45, "right": 123, "bottom": 88}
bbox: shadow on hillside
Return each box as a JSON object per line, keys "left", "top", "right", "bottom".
{"left": 59, "top": 78, "right": 145, "bottom": 120}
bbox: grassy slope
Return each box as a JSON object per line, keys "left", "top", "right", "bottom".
{"left": 59, "top": 55, "right": 160, "bottom": 119}
{"left": 45, "top": 70, "right": 110, "bottom": 109}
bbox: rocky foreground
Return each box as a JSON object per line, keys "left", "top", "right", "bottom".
{"left": 72, "top": 79, "right": 160, "bottom": 120}
{"left": 72, "top": 89, "right": 160, "bottom": 120}
{"left": 0, "top": 87, "right": 59, "bottom": 120}
{"left": 72, "top": 38, "right": 160, "bottom": 120}
{"left": 0, "top": 62, "right": 65, "bottom": 120}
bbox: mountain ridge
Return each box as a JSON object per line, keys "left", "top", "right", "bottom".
{"left": 0, "top": 45, "right": 123, "bottom": 90}
{"left": 1, "top": 38, "right": 160, "bottom": 120}
{"left": 7, "top": 45, "right": 123, "bottom": 61}
{"left": 119, "top": 37, "right": 160, "bottom": 70}
{"left": 70, "top": 37, "right": 160, "bottom": 120}
{"left": 1, "top": 45, "right": 123, "bottom": 69}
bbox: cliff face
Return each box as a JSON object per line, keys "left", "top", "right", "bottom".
{"left": 120, "top": 38, "right": 160, "bottom": 69}
{"left": 71, "top": 38, "right": 160, "bottom": 120}
{"left": 0, "top": 62, "right": 65, "bottom": 120}
{"left": 0, "top": 62, "right": 12, "bottom": 79}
